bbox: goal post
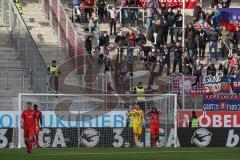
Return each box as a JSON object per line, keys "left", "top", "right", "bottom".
{"left": 17, "top": 93, "right": 178, "bottom": 148}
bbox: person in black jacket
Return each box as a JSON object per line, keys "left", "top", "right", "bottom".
{"left": 174, "top": 9, "right": 182, "bottom": 42}
{"left": 186, "top": 23, "right": 197, "bottom": 61}
{"left": 115, "top": 30, "right": 127, "bottom": 54}
{"left": 161, "top": 44, "right": 171, "bottom": 75}
{"left": 193, "top": 3, "right": 202, "bottom": 22}
{"left": 207, "top": 63, "right": 217, "bottom": 76}
{"left": 199, "top": 28, "right": 208, "bottom": 59}
{"left": 85, "top": 33, "right": 94, "bottom": 55}
{"left": 127, "top": 0, "right": 138, "bottom": 27}
{"left": 162, "top": 18, "right": 169, "bottom": 44}
{"left": 97, "top": 0, "right": 107, "bottom": 23}
{"left": 136, "top": 30, "right": 146, "bottom": 47}
{"left": 173, "top": 42, "right": 183, "bottom": 74}
{"left": 208, "top": 28, "right": 219, "bottom": 60}
{"left": 183, "top": 54, "right": 193, "bottom": 75}
{"left": 99, "top": 31, "right": 109, "bottom": 55}
{"left": 233, "top": 26, "right": 240, "bottom": 55}
{"left": 165, "top": 8, "right": 175, "bottom": 43}
{"left": 152, "top": 19, "right": 162, "bottom": 46}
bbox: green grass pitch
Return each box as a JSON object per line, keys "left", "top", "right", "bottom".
{"left": 0, "top": 148, "right": 240, "bottom": 160}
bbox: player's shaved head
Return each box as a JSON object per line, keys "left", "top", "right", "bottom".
{"left": 33, "top": 104, "right": 38, "bottom": 110}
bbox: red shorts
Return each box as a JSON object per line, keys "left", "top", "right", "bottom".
{"left": 24, "top": 127, "right": 35, "bottom": 138}
{"left": 150, "top": 124, "right": 160, "bottom": 136}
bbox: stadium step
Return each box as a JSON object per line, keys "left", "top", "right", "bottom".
{"left": 21, "top": 0, "right": 67, "bottom": 65}
{"left": 0, "top": 22, "right": 33, "bottom": 110}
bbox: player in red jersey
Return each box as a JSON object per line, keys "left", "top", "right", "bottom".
{"left": 146, "top": 107, "right": 160, "bottom": 147}
{"left": 21, "top": 102, "right": 37, "bottom": 153}
{"left": 33, "top": 104, "right": 42, "bottom": 147}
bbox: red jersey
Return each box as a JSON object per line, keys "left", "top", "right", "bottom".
{"left": 150, "top": 111, "right": 160, "bottom": 126}
{"left": 21, "top": 109, "right": 36, "bottom": 128}
{"left": 33, "top": 109, "right": 42, "bottom": 128}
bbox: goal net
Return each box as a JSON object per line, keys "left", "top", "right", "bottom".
{"left": 15, "top": 93, "right": 178, "bottom": 148}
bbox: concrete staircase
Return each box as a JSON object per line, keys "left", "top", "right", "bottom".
{"left": 21, "top": 0, "right": 66, "bottom": 67}
{"left": 20, "top": 0, "right": 85, "bottom": 90}
{"left": 0, "top": 26, "right": 32, "bottom": 110}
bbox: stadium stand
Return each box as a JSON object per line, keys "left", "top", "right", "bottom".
{"left": 0, "top": 0, "right": 240, "bottom": 109}
{"left": 0, "top": 12, "right": 32, "bottom": 110}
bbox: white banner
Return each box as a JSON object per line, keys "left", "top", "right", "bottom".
{"left": 0, "top": 111, "right": 128, "bottom": 128}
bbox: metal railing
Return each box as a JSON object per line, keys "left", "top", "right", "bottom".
{"left": 0, "top": 0, "right": 48, "bottom": 93}
{"left": 40, "top": 0, "right": 84, "bottom": 70}
{"left": 0, "top": 67, "right": 32, "bottom": 92}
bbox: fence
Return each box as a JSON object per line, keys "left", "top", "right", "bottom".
{"left": 47, "top": 73, "right": 108, "bottom": 94}
{"left": 0, "top": 67, "right": 32, "bottom": 92}
{"left": 0, "top": 0, "right": 48, "bottom": 93}
{"left": 40, "top": 0, "right": 84, "bottom": 71}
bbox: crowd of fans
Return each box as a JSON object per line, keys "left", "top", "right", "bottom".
{"left": 73, "top": 0, "right": 240, "bottom": 89}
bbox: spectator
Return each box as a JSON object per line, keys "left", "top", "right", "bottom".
{"left": 85, "top": 33, "right": 94, "bottom": 56}
{"left": 152, "top": 19, "right": 161, "bottom": 45}
{"left": 104, "top": 60, "right": 115, "bottom": 92}
{"left": 208, "top": 27, "right": 219, "bottom": 60}
{"left": 145, "top": 1, "right": 154, "bottom": 34}
{"left": 220, "top": 26, "right": 230, "bottom": 59}
{"left": 183, "top": 54, "right": 193, "bottom": 75}
{"left": 88, "top": 12, "right": 99, "bottom": 43}
{"left": 210, "top": 5, "right": 221, "bottom": 28}
{"left": 195, "top": 28, "right": 201, "bottom": 59}
{"left": 118, "top": 0, "right": 128, "bottom": 26}
{"left": 233, "top": 26, "right": 240, "bottom": 55}
{"left": 106, "top": 5, "right": 122, "bottom": 35}
{"left": 174, "top": 9, "right": 183, "bottom": 42}
{"left": 207, "top": 63, "right": 217, "bottom": 76}
{"left": 99, "top": 31, "right": 109, "bottom": 55}
{"left": 161, "top": 44, "right": 171, "bottom": 75}
{"left": 146, "top": 23, "right": 154, "bottom": 44}
{"left": 186, "top": 23, "right": 197, "bottom": 61}
{"left": 228, "top": 56, "right": 237, "bottom": 75}
{"left": 127, "top": 0, "right": 138, "bottom": 27}
{"left": 115, "top": 30, "right": 127, "bottom": 54}
{"left": 192, "top": 58, "right": 203, "bottom": 86}
{"left": 125, "top": 29, "right": 136, "bottom": 63}
{"left": 156, "top": 20, "right": 165, "bottom": 49}
{"left": 199, "top": 28, "right": 208, "bottom": 59}
{"left": 96, "top": 0, "right": 107, "bottom": 23}
{"left": 165, "top": 8, "right": 175, "bottom": 43}
{"left": 172, "top": 42, "right": 183, "bottom": 74}
{"left": 193, "top": 3, "right": 202, "bottom": 22}
{"left": 162, "top": 17, "right": 169, "bottom": 44}
{"left": 135, "top": 30, "right": 146, "bottom": 47}
{"left": 155, "top": 8, "right": 164, "bottom": 21}
{"left": 72, "top": 0, "right": 81, "bottom": 19}
{"left": 82, "top": 0, "right": 94, "bottom": 21}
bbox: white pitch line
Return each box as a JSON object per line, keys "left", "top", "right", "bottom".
{"left": 33, "top": 150, "right": 220, "bottom": 156}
